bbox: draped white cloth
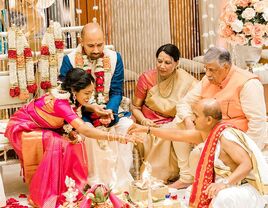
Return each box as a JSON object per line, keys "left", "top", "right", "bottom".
{"left": 85, "top": 117, "right": 134, "bottom": 192}
{"left": 183, "top": 129, "right": 268, "bottom": 208}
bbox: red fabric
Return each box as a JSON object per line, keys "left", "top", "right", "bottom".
{"left": 135, "top": 69, "right": 157, "bottom": 100}
{"left": 189, "top": 122, "right": 234, "bottom": 208}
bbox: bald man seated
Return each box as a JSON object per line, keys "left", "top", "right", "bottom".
{"left": 60, "top": 22, "right": 134, "bottom": 191}
{"left": 128, "top": 99, "right": 268, "bottom": 208}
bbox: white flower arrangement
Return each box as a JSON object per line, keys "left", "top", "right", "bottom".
{"left": 219, "top": 0, "right": 268, "bottom": 47}
{"left": 61, "top": 176, "right": 79, "bottom": 208}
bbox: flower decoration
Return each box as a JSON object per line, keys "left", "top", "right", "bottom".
{"left": 219, "top": 0, "right": 268, "bottom": 47}
{"left": 61, "top": 176, "right": 130, "bottom": 208}
{"left": 7, "top": 25, "right": 37, "bottom": 99}
{"left": 74, "top": 46, "right": 111, "bottom": 105}
{"left": 39, "top": 21, "right": 64, "bottom": 90}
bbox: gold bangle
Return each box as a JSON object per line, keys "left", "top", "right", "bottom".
{"left": 117, "top": 134, "right": 126, "bottom": 144}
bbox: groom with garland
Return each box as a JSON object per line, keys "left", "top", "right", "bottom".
{"left": 59, "top": 22, "right": 134, "bottom": 191}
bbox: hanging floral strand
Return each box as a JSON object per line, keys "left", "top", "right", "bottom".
{"left": 40, "top": 21, "right": 63, "bottom": 90}
{"left": 54, "top": 22, "right": 64, "bottom": 73}
{"left": 8, "top": 25, "right": 36, "bottom": 99}
{"left": 8, "top": 25, "right": 20, "bottom": 97}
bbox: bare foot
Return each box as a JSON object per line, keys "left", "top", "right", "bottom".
{"left": 27, "top": 196, "right": 38, "bottom": 207}
{"left": 168, "top": 180, "right": 191, "bottom": 189}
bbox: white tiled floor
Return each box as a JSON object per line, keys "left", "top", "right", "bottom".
{"left": 2, "top": 164, "right": 268, "bottom": 208}
{"left": 2, "top": 164, "right": 29, "bottom": 207}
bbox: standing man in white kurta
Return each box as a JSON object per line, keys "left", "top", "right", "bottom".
{"left": 60, "top": 22, "right": 133, "bottom": 191}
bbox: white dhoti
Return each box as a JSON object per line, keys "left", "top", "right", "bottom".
{"left": 85, "top": 117, "right": 134, "bottom": 192}
{"left": 212, "top": 183, "right": 266, "bottom": 208}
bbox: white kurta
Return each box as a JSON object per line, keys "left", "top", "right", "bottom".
{"left": 175, "top": 79, "right": 268, "bottom": 149}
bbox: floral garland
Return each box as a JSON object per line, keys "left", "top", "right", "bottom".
{"left": 7, "top": 25, "right": 37, "bottom": 99}
{"left": 39, "top": 21, "right": 64, "bottom": 90}
{"left": 74, "top": 46, "right": 111, "bottom": 105}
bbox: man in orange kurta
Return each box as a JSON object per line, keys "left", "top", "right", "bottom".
{"left": 175, "top": 46, "right": 267, "bottom": 175}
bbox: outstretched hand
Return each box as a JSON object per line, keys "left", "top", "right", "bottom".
{"left": 92, "top": 105, "right": 114, "bottom": 120}
{"left": 125, "top": 134, "right": 144, "bottom": 144}
{"left": 141, "top": 118, "right": 157, "bottom": 127}
{"left": 127, "top": 123, "right": 148, "bottom": 135}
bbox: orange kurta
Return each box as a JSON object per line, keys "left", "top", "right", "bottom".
{"left": 201, "top": 66, "right": 258, "bottom": 131}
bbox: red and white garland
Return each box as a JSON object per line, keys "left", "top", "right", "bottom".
{"left": 39, "top": 21, "right": 64, "bottom": 90}
{"left": 75, "top": 46, "right": 111, "bottom": 105}
{"left": 7, "top": 25, "right": 37, "bottom": 99}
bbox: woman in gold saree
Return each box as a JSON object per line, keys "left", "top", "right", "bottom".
{"left": 132, "top": 44, "right": 197, "bottom": 188}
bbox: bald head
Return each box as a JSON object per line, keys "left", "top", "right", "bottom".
{"left": 199, "top": 98, "right": 222, "bottom": 121}
{"left": 81, "top": 23, "right": 104, "bottom": 39}
{"left": 80, "top": 23, "right": 105, "bottom": 60}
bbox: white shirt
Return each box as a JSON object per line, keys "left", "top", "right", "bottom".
{"left": 175, "top": 79, "right": 268, "bottom": 149}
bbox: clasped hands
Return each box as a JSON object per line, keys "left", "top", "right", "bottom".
{"left": 91, "top": 104, "right": 114, "bottom": 126}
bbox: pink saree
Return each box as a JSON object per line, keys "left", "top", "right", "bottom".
{"left": 4, "top": 95, "right": 88, "bottom": 208}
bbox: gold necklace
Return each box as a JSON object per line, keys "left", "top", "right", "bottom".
{"left": 157, "top": 69, "right": 176, "bottom": 98}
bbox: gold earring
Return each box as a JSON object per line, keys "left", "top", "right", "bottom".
{"left": 73, "top": 92, "right": 76, "bottom": 103}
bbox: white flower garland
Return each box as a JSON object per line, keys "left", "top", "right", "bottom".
{"left": 39, "top": 21, "right": 64, "bottom": 89}
{"left": 75, "top": 45, "right": 112, "bottom": 105}
{"left": 7, "top": 25, "right": 36, "bottom": 99}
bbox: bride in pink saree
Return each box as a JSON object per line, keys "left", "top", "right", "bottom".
{"left": 4, "top": 68, "right": 134, "bottom": 207}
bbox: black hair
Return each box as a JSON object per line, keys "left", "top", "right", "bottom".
{"left": 61, "top": 68, "right": 95, "bottom": 103}
{"left": 156, "top": 44, "right": 180, "bottom": 62}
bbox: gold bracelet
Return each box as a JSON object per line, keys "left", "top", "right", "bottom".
{"left": 111, "top": 133, "right": 117, "bottom": 141}
{"left": 118, "top": 134, "right": 126, "bottom": 144}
